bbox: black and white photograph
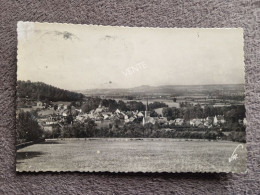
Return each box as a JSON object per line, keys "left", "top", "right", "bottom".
{"left": 16, "top": 22, "right": 246, "bottom": 173}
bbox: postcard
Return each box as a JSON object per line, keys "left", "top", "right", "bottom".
{"left": 16, "top": 22, "right": 246, "bottom": 173}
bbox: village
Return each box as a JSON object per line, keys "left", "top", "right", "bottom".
{"left": 17, "top": 96, "right": 247, "bottom": 140}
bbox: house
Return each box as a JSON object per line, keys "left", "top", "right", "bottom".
{"left": 45, "top": 116, "right": 58, "bottom": 125}
{"left": 76, "top": 115, "right": 84, "bottom": 122}
{"left": 46, "top": 121, "right": 58, "bottom": 125}
{"left": 62, "top": 109, "right": 69, "bottom": 117}
{"left": 110, "top": 115, "right": 119, "bottom": 121}
{"left": 142, "top": 117, "right": 156, "bottom": 125}
{"left": 36, "top": 101, "right": 44, "bottom": 109}
{"left": 206, "top": 116, "right": 213, "bottom": 122}
{"left": 75, "top": 108, "right": 82, "bottom": 113}
{"left": 154, "top": 107, "right": 164, "bottom": 116}
{"left": 94, "top": 113, "right": 104, "bottom": 121}
{"left": 95, "top": 107, "right": 104, "bottom": 113}
{"left": 116, "top": 112, "right": 125, "bottom": 119}
{"left": 87, "top": 111, "right": 95, "bottom": 119}
{"left": 132, "top": 110, "right": 139, "bottom": 116}
{"left": 204, "top": 121, "right": 212, "bottom": 128}
{"left": 168, "top": 120, "right": 175, "bottom": 125}
{"left": 190, "top": 119, "right": 203, "bottom": 127}
{"left": 76, "top": 114, "right": 89, "bottom": 122}
{"left": 115, "top": 109, "right": 121, "bottom": 114}
{"left": 190, "top": 119, "right": 196, "bottom": 126}
{"left": 213, "top": 115, "right": 225, "bottom": 125}
{"left": 137, "top": 112, "right": 144, "bottom": 118}
{"left": 157, "top": 117, "right": 168, "bottom": 124}
{"left": 32, "top": 101, "right": 44, "bottom": 109}
{"left": 102, "top": 112, "right": 112, "bottom": 120}
{"left": 174, "top": 118, "right": 184, "bottom": 126}
{"left": 194, "top": 120, "right": 203, "bottom": 127}
{"left": 37, "top": 117, "right": 48, "bottom": 123}
{"left": 217, "top": 115, "right": 225, "bottom": 124}
{"left": 57, "top": 104, "right": 64, "bottom": 110}
{"left": 94, "top": 104, "right": 109, "bottom": 113}
{"left": 125, "top": 117, "right": 136, "bottom": 123}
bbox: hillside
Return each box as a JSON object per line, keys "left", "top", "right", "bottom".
{"left": 17, "top": 80, "right": 84, "bottom": 101}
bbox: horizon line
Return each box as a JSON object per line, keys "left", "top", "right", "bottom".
{"left": 17, "top": 80, "right": 245, "bottom": 92}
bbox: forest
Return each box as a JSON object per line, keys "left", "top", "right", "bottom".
{"left": 17, "top": 80, "right": 84, "bottom": 101}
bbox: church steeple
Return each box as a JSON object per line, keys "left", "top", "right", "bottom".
{"left": 146, "top": 98, "right": 148, "bottom": 111}
{"left": 145, "top": 97, "right": 150, "bottom": 117}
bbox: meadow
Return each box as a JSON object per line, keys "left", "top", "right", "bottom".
{"left": 16, "top": 138, "right": 246, "bottom": 173}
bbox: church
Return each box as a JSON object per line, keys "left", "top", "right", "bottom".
{"left": 142, "top": 98, "right": 156, "bottom": 125}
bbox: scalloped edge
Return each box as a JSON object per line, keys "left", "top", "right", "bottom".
{"left": 17, "top": 20, "right": 244, "bottom": 30}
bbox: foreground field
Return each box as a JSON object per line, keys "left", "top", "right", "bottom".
{"left": 16, "top": 138, "right": 246, "bottom": 173}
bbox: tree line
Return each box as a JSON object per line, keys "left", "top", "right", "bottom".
{"left": 81, "top": 98, "right": 168, "bottom": 113}
{"left": 60, "top": 121, "right": 245, "bottom": 143}
{"left": 162, "top": 105, "right": 246, "bottom": 122}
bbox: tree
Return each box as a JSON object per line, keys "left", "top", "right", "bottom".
{"left": 118, "top": 100, "right": 128, "bottom": 111}
{"left": 171, "top": 107, "right": 180, "bottom": 119}
{"left": 144, "top": 123, "right": 154, "bottom": 136}
{"left": 53, "top": 125, "right": 61, "bottom": 138}
{"left": 108, "top": 99, "right": 118, "bottom": 112}
{"left": 54, "top": 104, "right": 58, "bottom": 110}
{"left": 194, "top": 105, "right": 203, "bottom": 118}
{"left": 203, "top": 105, "right": 213, "bottom": 117}
{"left": 150, "top": 110, "right": 159, "bottom": 117}
{"left": 224, "top": 105, "right": 245, "bottom": 123}
{"left": 162, "top": 107, "right": 179, "bottom": 120}
{"left": 81, "top": 97, "right": 101, "bottom": 113}
{"left": 101, "top": 99, "right": 109, "bottom": 107}
{"left": 127, "top": 101, "right": 145, "bottom": 111}
{"left": 148, "top": 102, "right": 168, "bottom": 110}
{"left": 66, "top": 114, "right": 73, "bottom": 124}
{"left": 162, "top": 107, "right": 173, "bottom": 119}
{"left": 16, "top": 111, "right": 43, "bottom": 142}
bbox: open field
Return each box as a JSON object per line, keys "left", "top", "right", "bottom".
{"left": 16, "top": 138, "right": 246, "bottom": 173}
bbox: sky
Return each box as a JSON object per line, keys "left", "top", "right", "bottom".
{"left": 17, "top": 22, "right": 245, "bottom": 90}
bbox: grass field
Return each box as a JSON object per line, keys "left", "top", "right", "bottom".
{"left": 16, "top": 138, "right": 246, "bottom": 173}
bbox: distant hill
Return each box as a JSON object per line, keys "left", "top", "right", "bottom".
{"left": 80, "top": 84, "right": 245, "bottom": 96}
{"left": 17, "top": 80, "right": 84, "bottom": 101}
